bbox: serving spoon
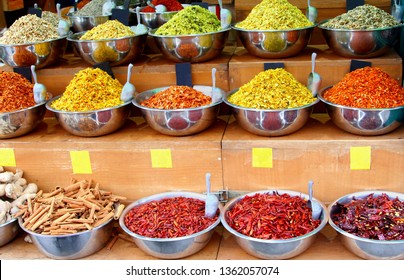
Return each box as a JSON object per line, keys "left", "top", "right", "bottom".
{"left": 56, "top": 3, "right": 70, "bottom": 37}
{"left": 121, "top": 63, "right": 136, "bottom": 102}
{"left": 306, "top": 0, "right": 318, "bottom": 23}
{"left": 218, "top": 0, "right": 232, "bottom": 29}
{"left": 307, "top": 52, "right": 321, "bottom": 97}
{"left": 132, "top": 6, "right": 148, "bottom": 34}
{"left": 205, "top": 173, "right": 219, "bottom": 218}
{"left": 31, "top": 65, "right": 47, "bottom": 104}
{"left": 306, "top": 180, "right": 322, "bottom": 220}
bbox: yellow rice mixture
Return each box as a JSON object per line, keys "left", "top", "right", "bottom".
{"left": 235, "top": 0, "right": 313, "bottom": 30}
{"left": 50, "top": 68, "right": 123, "bottom": 111}
{"left": 80, "top": 20, "right": 135, "bottom": 40}
{"left": 228, "top": 68, "right": 316, "bottom": 109}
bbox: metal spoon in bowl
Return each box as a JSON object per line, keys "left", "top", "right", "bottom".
{"left": 56, "top": 3, "right": 70, "bottom": 37}
{"left": 391, "top": 0, "right": 404, "bottom": 22}
{"left": 218, "top": 0, "right": 232, "bottom": 29}
{"left": 307, "top": 52, "right": 321, "bottom": 97}
{"left": 121, "top": 63, "right": 136, "bottom": 102}
{"left": 205, "top": 172, "right": 219, "bottom": 218}
{"left": 306, "top": 0, "right": 318, "bottom": 24}
{"left": 30, "top": 65, "right": 47, "bottom": 104}
{"left": 306, "top": 180, "right": 322, "bottom": 220}
{"left": 211, "top": 67, "right": 217, "bottom": 100}
{"left": 133, "top": 6, "right": 148, "bottom": 34}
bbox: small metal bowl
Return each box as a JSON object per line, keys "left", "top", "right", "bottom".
{"left": 68, "top": 31, "right": 148, "bottom": 66}
{"left": 318, "top": 20, "right": 404, "bottom": 58}
{"left": 149, "top": 28, "right": 230, "bottom": 63}
{"left": 318, "top": 87, "right": 404, "bottom": 136}
{"left": 328, "top": 191, "right": 404, "bottom": 260}
{"left": 136, "top": 9, "right": 179, "bottom": 29}
{"left": 0, "top": 218, "right": 20, "bottom": 247}
{"left": 133, "top": 85, "right": 224, "bottom": 136}
{"left": 232, "top": 25, "right": 315, "bottom": 58}
{"left": 224, "top": 89, "right": 319, "bottom": 136}
{"left": 221, "top": 190, "right": 328, "bottom": 260}
{"left": 67, "top": 13, "right": 110, "bottom": 33}
{"left": 0, "top": 37, "right": 67, "bottom": 69}
{"left": 18, "top": 216, "right": 114, "bottom": 259}
{"left": 46, "top": 96, "right": 132, "bottom": 137}
{"left": 119, "top": 191, "right": 222, "bottom": 259}
{"left": 0, "top": 97, "right": 50, "bottom": 139}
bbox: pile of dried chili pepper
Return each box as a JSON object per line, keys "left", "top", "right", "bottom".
{"left": 225, "top": 192, "right": 321, "bottom": 240}
{"left": 0, "top": 71, "right": 35, "bottom": 113}
{"left": 124, "top": 196, "right": 218, "bottom": 238}
{"left": 323, "top": 67, "right": 404, "bottom": 109}
{"left": 142, "top": 0, "right": 184, "bottom": 12}
{"left": 331, "top": 193, "right": 404, "bottom": 240}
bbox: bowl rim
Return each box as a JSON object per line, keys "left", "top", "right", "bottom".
{"left": 223, "top": 88, "right": 319, "bottom": 111}
{"left": 0, "top": 217, "right": 18, "bottom": 227}
{"left": 0, "top": 93, "right": 52, "bottom": 116}
{"left": 67, "top": 30, "right": 147, "bottom": 42}
{"left": 118, "top": 191, "right": 222, "bottom": 242}
{"left": 45, "top": 95, "right": 133, "bottom": 114}
{"left": 0, "top": 36, "right": 67, "bottom": 47}
{"left": 231, "top": 22, "right": 317, "bottom": 32}
{"left": 317, "top": 19, "right": 404, "bottom": 32}
{"left": 148, "top": 27, "right": 231, "bottom": 38}
{"left": 220, "top": 189, "right": 329, "bottom": 244}
{"left": 66, "top": 12, "right": 111, "bottom": 19}
{"left": 136, "top": 7, "right": 181, "bottom": 15}
{"left": 328, "top": 190, "right": 404, "bottom": 244}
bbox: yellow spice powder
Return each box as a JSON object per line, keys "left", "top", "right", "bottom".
{"left": 80, "top": 20, "right": 135, "bottom": 40}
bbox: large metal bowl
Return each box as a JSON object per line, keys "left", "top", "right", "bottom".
{"left": 0, "top": 218, "right": 20, "bottom": 247}
{"left": 149, "top": 28, "right": 230, "bottom": 63}
{"left": 318, "top": 87, "right": 404, "bottom": 136}
{"left": 232, "top": 25, "right": 315, "bottom": 58}
{"left": 136, "top": 9, "right": 179, "bottom": 29}
{"left": 0, "top": 37, "right": 67, "bottom": 69}
{"left": 224, "top": 89, "right": 319, "bottom": 136}
{"left": 221, "top": 189, "right": 328, "bottom": 260}
{"left": 328, "top": 191, "right": 404, "bottom": 260}
{"left": 119, "top": 191, "right": 222, "bottom": 259}
{"left": 0, "top": 97, "right": 50, "bottom": 139}
{"left": 68, "top": 31, "right": 147, "bottom": 66}
{"left": 133, "top": 85, "right": 224, "bottom": 136}
{"left": 18, "top": 216, "right": 114, "bottom": 259}
{"left": 46, "top": 96, "right": 132, "bottom": 137}
{"left": 67, "top": 13, "right": 110, "bottom": 33}
{"left": 318, "top": 20, "right": 404, "bottom": 58}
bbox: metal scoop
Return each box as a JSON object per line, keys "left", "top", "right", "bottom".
{"left": 218, "top": 0, "right": 232, "bottom": 29}
{"left": 392, "top": 0, "right": 404, "bottom": 22}
{"left": 205, "top": 173, "right": 219, "bottom": 218}
{"left": 133, "top": 6, "right": 148, "bottom": 34}
{"left": 121, "top": 63, "right": 136, "bottom": 102}
{"left": 306, "top": 0, "right": 318, "bottom": 23}
{"left": 56, "top": 3, "right": 70, "bottom": 37}
{"left": 31, "top": 65, "right": 47, "bottom": 104}
{"left": 306, "top": 180, "right": 322, "bottom": 220}
{"left": 307, "top": 52, "right": 321, "bottom": 97}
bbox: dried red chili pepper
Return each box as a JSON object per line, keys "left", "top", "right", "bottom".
{"left": 142, "top": 0, "right": 184, "bottom": 12}
{"left": 226, "top": 192, "right": 321, "bottom": 240}
{"left": 124, "top": 196, "right": 218, "bottom": 238}
{"left": 331, "top": 193, "right": 404, "bottom": 240}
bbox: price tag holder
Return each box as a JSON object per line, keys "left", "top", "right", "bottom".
{"left": 264, "top": 62, "right": 285, "bottom": 70}
{"left": 14, "top": 67, "right": 32, "bottom": 82}
{"left": 346, "top": 0, "right": 364, "bottom": 11}
{"left": 350, "top": 60, "right": 371, "bottom": 72}
{"left": 94, "top": 62, "right": 115, "bottom": 79}
{"left": 70, "top": 151, "right": 93, "bottom": 174}
{"left": 0, "top": 148, "right": 17, "bottom": 167}
{"left": 150, "top": 149, "right": 173, "bottom": 168}
{"left": 252, "top": 148, "right": 273, "bottom": 168}
{"left": 350, "top": 146, "right": 371, "bottom": 170}
{"left": 176, "top": 63, "right": 193, "bottom": 87}
{"left": 28, "top": 7, "right": 42, "bottom": 17}
{"left": 111, "top": 8, "right": 130, "bottom": 26}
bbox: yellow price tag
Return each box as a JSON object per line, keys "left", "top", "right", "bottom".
{"left": 350, "top": 146, "right": 371, "bottom": 170}
{"left": 0, "top": 148, "right": 16, "bottom": 167}
{"left": 70, "top": 151, "right": 92, "bottom": 174}
{"left": 252, "top": 148, "right": 273, "bottom": 168}
{"left": 150, "top": 149, "right": 173, "bottom": 168}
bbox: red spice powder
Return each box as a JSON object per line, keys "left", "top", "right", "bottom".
{"left": 0, "top": 71, "right": 35, "bottom": 113}
{"left": 142, "top": 0, "right": 184, "bottom": 12}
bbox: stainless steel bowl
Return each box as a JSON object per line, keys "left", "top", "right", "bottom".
{"left": 221, "top": 190, "right": 328, "bottom": 260}
{"left": 318, "top": 20, "right": 404, "bottom": 58}
{"left": 18, "top": 217, "right": 114, "bottom": 259}
{"left": 0, "top": 37, "right": 67, "bottom": 69}
{"left": 149, "top": 28, "right": 230, "bottom": 63}
{"left": 46, "top": 96, "right": 132, "bottom": 137}
{"left": 318, "top": 87, "right": 404, "bottom": 136}
{"left": 232, "top": 25, "right": 315, "bottom": 58}
{"left": 119, "top": 191, "right": 222, "bottom": 259}
{"left": 67, "top": 13, "right": 110, "bottom": 33}
{"left": 224, "top": 89, "right": 319, "bottom": 136}
{"left": 328, "top": 191, "right": 404, "bottom": 260}
{"left": 0, "top": 97, "right": 50, "bottom": 139}
{"left": 133, "top": 85, "right": 224, "bottom": 136}
{"left": 68, "top": 31, "right": 147, "bottom": 66}
{"left": 137, "top": 9, "right": 179, "bottom": 29}
{"left": 0, "top": 218, "right": 20, "bottom": 247}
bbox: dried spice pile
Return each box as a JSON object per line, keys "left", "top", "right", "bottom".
{"left": 228, "top": 68, "right": 316, "bottom": 109}
{"left": 0, "top": 71, "right": 35, "bottom": 113}
{"left": 323, "top": 67, "right": 404, "bottom": 108}
{"left": 76, "top": 0, "right": 107, "bottom": 16}
{"left": 331, "top": 193, "right": 404, "bottom": 240}
{"left": 226, "top": 192, "right": 321, "bottom": 239}
{"left": 235, "top": 0, "right": 313, "bottom": 30}
{"left": 142, "top": 0, "right": 183, "bottom": 12}
{"left": 80, "top": 20, "right": 135, "bottom": 40}
{"left": 41, "top": 11, "right": 62, "bottom": 28}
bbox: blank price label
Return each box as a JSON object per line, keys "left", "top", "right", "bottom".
{"left": 0, "top": 148, "right": 16, "bottom": 167}
{"left": 70, "top": 150, "right": 93, "bottom": 174}
{"left": 252, "top": 148, "right": 273, "bottom": 168}
{"left": 150, "top": 149, "right": 173, "bottom": 168}
{"left": 350, "top": 146, "right": 371, "bottom": 170}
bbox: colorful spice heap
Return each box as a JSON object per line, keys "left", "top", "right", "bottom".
{"left": 141, "top": 85, "right": 212, "bottom": 109}
{"left": 321, "top": 4, "right": 400, "bottom": 29}
{"left": 41, "top": 11, "right": 62, "bottom": 28}
{"left": 228, "top": 68, "right": 316, "bottom": 109}
{"left": 323, "top": 67, "right": 404, "bottom": 108}
{"left": 0, "top": 71, "right": 35, "bottom": 113}
{"left": 235, "top": 0, "right": 313, "bottom": 30}
{"left": 80, "top": 20, "right": 135, "bottom": 40}
{"left": 142, "top": 0, "right": 183, "bottom": 12}
{"left": 155, "top": 5, "right": 221, "bottom": 35}
{"left": 124, "top": 196, "right": 218, "bottom": 238}
{"left": 331, "top": 193, "right": 404, "bottom": 240}
{"left": 50, "top": 68, "right": 124, "bottom": 112}
{"left": 76, "top": 0, "right": 107, "bottom": 16}
{"left": 226, "top": 192, "right": 321, "bottom": 239}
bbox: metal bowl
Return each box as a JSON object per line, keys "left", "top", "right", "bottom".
{"left": 136, "top": 9, "right": 179, "bottom": 29}
{"left": 119, "top": 191, "right": 222, "bottom": 259}
{"left": 328, "top": 191, "right": 404, "bottom": 260}
{"left": 232, "top": 25, "right": 315, "bottom": 58}
{"left": 68, "top": 31, "right": 148, "bottom": 66}
{"left": 318, "top": 87, "right": 404, "bottom": 136}
{"left": 46, "top": 96, "right": 132, "bottom": 137}
{"left": 0, "top": 97, "right": 50, "bottom": 139}
{"left": 318, "top": 20, "right": 404, "bottom": 58}
{"left": 0, "top": 37, "right": 67, "bottom": 69}
{"left": 149, "top": 28, "right": 230, "bottom": 63}
{"left": 133, "top": 85, "right": 224, "bottom": 136}
{"left": 67, "top": 13, "right": 110, "bottom": 33}
{"left": 0, "top": 218, "right": 20, "bottom": 247}
{"left": 224, "top": 89, "right": 319, "bottom": 136}
{"left": 18, "top": 216, "right": 114, "bottom": 259}
{"left": 221, "top": 190, "right": 328, "bottom": 260}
